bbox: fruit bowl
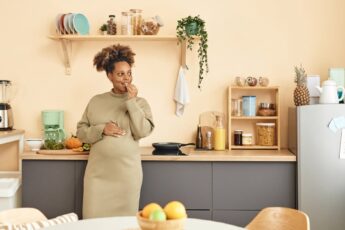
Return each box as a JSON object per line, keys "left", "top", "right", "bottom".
{"left": 136, "top": 211, "right": 185, "bottom": 230}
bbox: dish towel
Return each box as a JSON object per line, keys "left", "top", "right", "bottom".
{"left": 174, "top": 66, "right": 190, "bottom": 116}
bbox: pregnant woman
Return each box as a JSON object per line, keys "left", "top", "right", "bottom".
{"left": 77, "top": 44, "right": 154, "bottom": 218}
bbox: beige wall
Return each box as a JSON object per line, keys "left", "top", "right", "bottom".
{"left": 1, "top": 0, "right": 345, "bottom": 147}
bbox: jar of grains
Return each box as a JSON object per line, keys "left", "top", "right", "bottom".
{"left": 256, "top": 123, "right": 275, "bottom": 146}
{"left": 129, "top": 9, "right": 142, "bottom": 35}
{"left": 121, "top": 11, "right": 133, "bottom": 35}
{"left": 242, "top": 133, "right": 253, "bottom": 146}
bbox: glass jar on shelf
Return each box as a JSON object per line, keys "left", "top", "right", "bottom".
{"left": 129, "top": 9, "right": 142, "bottom": 35}
{"left": 121, "top": 11, "right": 133, "bottom": 35}
{"left": 107, "top": 15, "right": 117, "bottom": 35}
{"left": 234, "top": 130, "right": 243, "bottom": 146}
{"left": 242, "top": 133, "right": 253, "bottom": 146}
{"left": 256, "top": 123, "right": 275, "bottom": 146}
{"left": 231, "top": 99, "right": 242, "bottom": 116}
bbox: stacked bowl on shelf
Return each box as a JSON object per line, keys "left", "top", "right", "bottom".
{"left": 56, "top": 13, "right": 89, "bottom": 35}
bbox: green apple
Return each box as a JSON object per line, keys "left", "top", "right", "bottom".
{"left": 149, "top": 209, "right": 167, "bottom": 221}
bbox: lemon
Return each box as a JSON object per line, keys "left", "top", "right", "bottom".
{"left": 142, "top": 203, "right": 163, "bottom": 219}
{"left": 163, "top": 201, "right": 187, "bottom": 219}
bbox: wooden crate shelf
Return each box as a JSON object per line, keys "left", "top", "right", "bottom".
{"left": 228, "top": 86, "right": 280, "bottom": 150}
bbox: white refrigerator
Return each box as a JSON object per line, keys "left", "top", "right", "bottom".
{"left": 289, "top": 104, "right": 345, "bottom": 230}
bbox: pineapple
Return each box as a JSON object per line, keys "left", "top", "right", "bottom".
{"left": 294, "top": 65, "right": 310, "bottom": 106}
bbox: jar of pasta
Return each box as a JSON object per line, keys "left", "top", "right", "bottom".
{"left": 256, "top": 123, "right": 275, "bottom": 146}
{"left": 129, "top": 9, "right": 142, "bottom": 35}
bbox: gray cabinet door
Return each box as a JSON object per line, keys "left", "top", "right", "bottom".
{"left": 213, "top": 162, "right": 296, "bottom": 210}
{"left": 213, "top": 210, "right": 258, "bottom": 227}
{"left": 75, "top": 161, "right": 87, "bottom": 218}
{"left": 22, "top": 160, "right": 77, "bottom": 219}
{"left": 140, "top": 162, "right": 212, "bottom": 210}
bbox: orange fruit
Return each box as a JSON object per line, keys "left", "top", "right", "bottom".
{"left": 142, "top": 203, "right": 163, "bottom": 219}
{"left": 163, "top": 201, "right": 187, "bottom": 219}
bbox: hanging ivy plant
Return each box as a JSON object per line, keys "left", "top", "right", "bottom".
{"left": 176, "top": 15, "right": 209, "bottom": 89}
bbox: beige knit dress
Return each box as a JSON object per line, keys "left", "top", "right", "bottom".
{"left": 76, "top": 91, "right": 154, "bottom": 219}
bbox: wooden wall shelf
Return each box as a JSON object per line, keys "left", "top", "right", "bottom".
{"left": 48, "top": 35, "right": 191, "bottom": 75}
{"left": 231, "top": 145, "right": 280, "bottom": 150}
{"left": 231, "top": 116, "right": 278, "bottom": 120}
{"left": 48, "top": 35, "right": 179, "bottom": 41}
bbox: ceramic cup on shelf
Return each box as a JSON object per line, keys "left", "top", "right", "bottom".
{"left": 259, "top": 77, "right": 269, "bottom": 87}
{"left": 246, "top": 76, "right": 257, "bottom": 86}
{"left": 235, "top": 76, "right": 246, "bottom": 87}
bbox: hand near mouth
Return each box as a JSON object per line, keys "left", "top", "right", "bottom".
{"left": 126, "top": 83, "right": 138, "bottom": 99}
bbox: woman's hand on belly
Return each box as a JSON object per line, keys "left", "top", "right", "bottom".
{"left": 103, "top": 121, "right": 126, "bottom": 137}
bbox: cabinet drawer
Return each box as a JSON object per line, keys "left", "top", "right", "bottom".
{"left": 140, "top": 162, "right": 212, "bottom": 209}
{"left": 187, "top": 210, "right": 212, "bottom": 220}
{"left": 213, "top": 162, "right": 296, "bottom": 210}
{"left": 213, "top": 210, "right": 258, "bottom": 227}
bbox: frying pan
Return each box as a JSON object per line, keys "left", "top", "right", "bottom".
{"left": 152, "top": 142, "right": 195, "bottom": 151}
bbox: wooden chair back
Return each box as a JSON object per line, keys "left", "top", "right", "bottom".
{"left": 246, "top": 207, "right": 310, "bottom": 230}
{"left": 0, "top": 208, "right": 47, "bottom": 225}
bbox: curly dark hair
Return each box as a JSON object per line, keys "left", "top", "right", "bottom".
{"left": 93, "top": 44, "right": 136, "bottom": 74}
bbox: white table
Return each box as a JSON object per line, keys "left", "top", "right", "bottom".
{"left": 45, "top": 216, "right": 245, "bottom": 230}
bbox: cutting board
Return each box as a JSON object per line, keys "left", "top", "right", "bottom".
{"left": 37, "top": 149, "right": 89, "bottom": 155}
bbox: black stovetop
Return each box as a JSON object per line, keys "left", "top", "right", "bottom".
{"left": 152, "top": 149, "right": 187, "bottom": 156}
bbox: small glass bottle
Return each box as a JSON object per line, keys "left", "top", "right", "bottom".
{"left": 121, "top": 11, "right": 133, "bottom": 35}
{"left": 196, "top": 125, "right": 203, "bottom": 149}
{"left": 214, "top": 115, "right": 226, "bottom": 150}
{"left": 107, "top": 15, "right": 117, "bottom": 35}
{"left": 205, "top": 131, "right": 213, "bottom": 150}
{"left": 234, "top": 130, "right": 243, "bottom": 146}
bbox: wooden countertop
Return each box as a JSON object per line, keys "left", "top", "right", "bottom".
{"left": 0, "top": 129, "right": 25, "bottom": 138}
{"left": 21, "top": 147, "right": 296, "bottom": 162}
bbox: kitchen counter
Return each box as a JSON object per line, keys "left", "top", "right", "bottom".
{"left": 0, "top": 129, "right": 25, "bottom": 172}
{"left": 0, "top": 129, "right": 25, "bottom": 139}
{"left": 22, "top": 147, "right": 296, "bottom": 224}
{"left": 21, "top": 147, "right": 296, "bottom": 162}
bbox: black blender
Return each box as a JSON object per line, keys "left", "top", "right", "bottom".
{"left": 0, "top": 80, "right": 14, "bottom": 130}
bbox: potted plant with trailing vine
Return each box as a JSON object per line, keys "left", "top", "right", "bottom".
{"left": 176, "top": 15, "right": 209, "bottom": 89}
